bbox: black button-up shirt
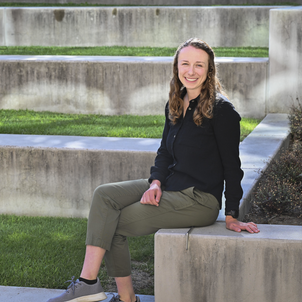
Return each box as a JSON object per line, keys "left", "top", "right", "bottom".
{"left": 149, "top": 93, "right": 243, "bottom": 212}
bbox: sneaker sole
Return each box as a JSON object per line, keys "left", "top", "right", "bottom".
{"left": 68, "top": 292, "right": 107, "bottom": 302}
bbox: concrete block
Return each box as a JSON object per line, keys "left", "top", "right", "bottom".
{"left": 155, "top": 223, "right": 302, "bottom": 302}
{"left": 0, "top": 56, "right": 268, "bottom": 118}
{"left": 268, "top": 7, "right": 302, "bottom": 113}
{"left": 216, "top": 57, "right": 268, "bottom": 118}
{"left": 0, "top": 6, "right": 279, "bottom": 47}
{"left": 0, "top": 144, "right": 157, "bottom": 217}
{"left": 0, "top": 56, "right": 172, "bottom": 116}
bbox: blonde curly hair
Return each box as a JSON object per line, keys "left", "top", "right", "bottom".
{"left": 169, "top": 38, "right": 225, "bottom": 126}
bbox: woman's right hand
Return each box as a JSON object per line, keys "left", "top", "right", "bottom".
{"left": 140, "top": 180, "right": 162, "bottom": 206}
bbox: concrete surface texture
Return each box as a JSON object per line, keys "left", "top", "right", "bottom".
{"left": 0, "top": 0, "right": 301, "bottom": 5}
{"left": 0, "top": 287, "right": 154, "bottom": 302}
{"left": 0, "top": 6, "right": 279, "bottom": 47}
{"left": 0, "top": 114, "right": 289, "bottom": 219}
{"left": 0, "top": 140, "right": 158, "bottom": 218}
{"left": 155, "top": 223, "right": 302, "bottom": 302}
{"left": 0, "top": 56, "right": 268, "bottom": 118}
{"left": 268, "top": 7, "right": 302, "bottom": 113}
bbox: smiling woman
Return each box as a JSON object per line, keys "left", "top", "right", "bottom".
{"left": 47, "top": 38, "right": 259, "bottom": 302}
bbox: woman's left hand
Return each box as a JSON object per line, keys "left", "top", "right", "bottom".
{"left": 225, "top": 216, "right": 260, "bottom": 233}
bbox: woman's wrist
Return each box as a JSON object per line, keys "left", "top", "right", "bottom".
{"left": 225, "top": 215, "right": 237, "bottom": 223}
{"left": 150, "top": 179, "right": 161, "bottom": 187}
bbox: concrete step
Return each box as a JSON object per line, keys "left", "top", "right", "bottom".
{"left": 0, "top": 55, "right": 268, "bottom": 118}
{"left": 155, "top": 222, "right": 302, "bottom": 302}
{"left": 0, "top": 286, "right": 154, "bottom": 302}
{"left": 0, "top": 6, "right": 283, "bottom": 48}
{"left": 0, "top": 113, "right": 290, "bottom": 219}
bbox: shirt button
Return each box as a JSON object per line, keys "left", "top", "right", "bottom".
{"left": 188, "top": 108, "right": 192, "bottom": 110}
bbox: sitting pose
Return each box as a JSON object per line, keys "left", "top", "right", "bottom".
{"left": 47, "top": 37, "right": 259, "bottom": 302}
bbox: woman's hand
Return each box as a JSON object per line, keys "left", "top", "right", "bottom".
{"left": 225, "top": 216, "right": 260, "bottom": 234}
{"left": 140, "top": 180, "right": 162, "bottom": 207}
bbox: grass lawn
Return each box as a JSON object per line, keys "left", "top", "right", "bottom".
{"left": 0, "top": 109, "right": 261, "bottom": 141}
{"left": 0, "top": 46, "right": 269, "bottom": 57}
{"left": 0, "top": 215, "right": 154, "bottom": 294}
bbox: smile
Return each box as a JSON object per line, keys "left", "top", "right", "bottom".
{"left": 185, "top": 77, "right": 198, "bottom": 82}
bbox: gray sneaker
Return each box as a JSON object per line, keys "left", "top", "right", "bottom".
{"left": 108, "top": 294, "right": 140, "bottom": 302}
{"left": 47, "top": 276, "right": 107, "bottom": 302}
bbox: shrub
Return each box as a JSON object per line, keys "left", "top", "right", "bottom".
{"left": 289, "top": 98, "right": 302, "bottom": 141}
{"left": 248, "top": 100, "right": 302, "bottom": 220}
{"left": 252, "top": 141, "right": 302, "bottom": 218}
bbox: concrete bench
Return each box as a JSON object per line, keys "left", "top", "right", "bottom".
{"left": 0, "top": 6, "right": 283, "bottom": 48}
{"left": 0, "top": 56, "right": 268, "bottom": 119}
{"left": 0, "top": 135, "right": 160, "bottom": 217}
{"left": 155, "top": 223, "right": 302, "bottom": 302}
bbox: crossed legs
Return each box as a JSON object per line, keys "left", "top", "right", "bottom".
{"left": 81, "top": 179, "right": 219, "bottom": 302}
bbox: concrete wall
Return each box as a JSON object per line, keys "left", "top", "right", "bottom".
{"left": 0, "top": 6, "right": 279, "bottom": 47}
{"left": 0, "top": 56, "right": 268, "bottom": 118}
{"left": 268, "top": 7, "right": 302, "bottom": 113}
{"left": 0, "top": 145, "right": 156, "bottom": 217}
{"left": 155, "top": 223, "right": 302, "bottom": 302}
{"left": 0, "top": 0, "right": 301, "bottom": 5}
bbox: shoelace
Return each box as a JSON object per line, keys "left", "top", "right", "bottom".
{"left": 108, "top": 294, "right": 122, "bottom": 302}
{"left": 108, "top": 294, "right": 137, "bottom": 302}
{"left": 65, "top": 276, "right": 78, "bottom": 295}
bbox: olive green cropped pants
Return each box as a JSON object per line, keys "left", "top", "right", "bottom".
{"left": 86, "top": 179, "right": 219, "bottom": 277}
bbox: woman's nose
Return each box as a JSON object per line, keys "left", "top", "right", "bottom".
{"left": 188, "top": 65, "right": 195, "bottom": 75}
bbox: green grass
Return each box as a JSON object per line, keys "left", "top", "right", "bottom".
{"left": 0, "top": 110, "right": 166, "bottom": 138}
{"left": 240, "top": 117, "right": 261, "bottom": 141}
{"left": 0, "top": 46, "right": 269, "bottom": 57}
{"left": 0, "top": 214, "right": 154, "bottom": 294}
{"left": 0, "top": 109, "right": 260, "bottom": 141}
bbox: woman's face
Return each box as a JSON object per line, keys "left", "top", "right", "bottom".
{"left": 177, "top": 45, "right": 209, "bottom": 96}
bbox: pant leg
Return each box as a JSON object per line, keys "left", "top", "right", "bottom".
{"left": 86, "top": 179, "right": 150, "bottom": 249}
{"left": 105, "top": 186, "right": 220, "bottom": 277}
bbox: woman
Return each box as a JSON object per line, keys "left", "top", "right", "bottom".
{"left": 47, "top": 38, "right": 259, "bottom": 302}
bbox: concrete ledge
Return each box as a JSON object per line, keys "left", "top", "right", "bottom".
{"left": 0, "top": 286, "right": 154, "bottom": 302}
{"left": 236, "top": 113, "right": 290, "bottom": 220}
{"left": 0, "top": 6, "right": 281, "bottom": 47}
{"left": 0, "top": 135, "right": 160, "bottom": 217}
{"left": 0, "top": 113, "right": 289, "bottom": 218}
{"left": 0, "top": 56, "right": 268, "bottom": 118}
{"left": 155, "top": 222, "right": 302, "bottom": 302}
